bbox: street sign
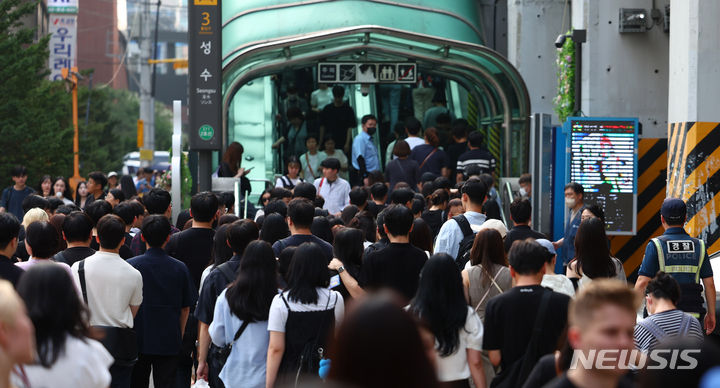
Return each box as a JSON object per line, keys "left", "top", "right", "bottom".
{"left": 189, "top": 0, "right": 222, "bottom": 150}
{"left": 318, "top": 62, "right": 416, "bottom": 83}
{"left": 48, "top": 15, "right": 77, "bottom": 81}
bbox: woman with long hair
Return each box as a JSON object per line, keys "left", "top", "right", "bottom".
{"left": 569, "top": 217, "right": 626, "bottom": 288}
{"left": 17, "top": 264, "right": 113, "bottom": 387}
{"left": 36, "top": 175, "right": 52, "bottom": 198}
{"left": 266, "top": 242, "right": 344, "bottom": 387}
{"left": 410, "top": 217, "right": 433, "bottom": 254}
{"left": 461, "top": 229, "right": 511, "bottom": 320}
{"left": 260, "top": 213, "right": 290, "bottom": 245}
{"left": 209, "top": 241, "right": 278, "bottom": 388}
{"left": 74, "top": 181, "right": 89, "bottom": 209}
{"left": 327, "top": 227, "right": 366, "bottom": 300}
{"left": 119, "top": 175, "right": 138, "bottom": 200}
{"left": 218, "top": 142, "right": 252, "bottom": 196}
{"left": 410, "top": 127, "right": 451, "bottom": 178}
{"left": 409, "top": 254, "right": 486, "bottom": 388}
{"left": 0, "top": 280, "right": 35, "bottom": 388}
{"left": 328, "top": 296, "right": 440, "bottom": 388}
{"left": 51, "top": 177, "right": 73, "bottom": 205}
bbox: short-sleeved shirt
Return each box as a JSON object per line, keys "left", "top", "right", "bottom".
{"left": 638, "top": 227, "right": 713, "bottom": 281}
{"left": 634, "top": 309, "right": 704, "bottom": 352}
{"left": 0, "top": 254, "right": 23, "bottom": 287}
{"left": 24, "top": 335, "right": 113, "bottom": 388}
{"left": 385, "top": 158, "right": 420, "bottom": 191}
{"left": 267, "top": 288, "right": 344, "bottom": 332}
{"left": 434, "top": 306, "right": 484, "bottom": 382}
{"left": 359, "top": 242, "right": 427, "bottom": 302}
{"left": 165, "top": 227, "right": 215, "bottom": 291}
{"left": 351, "top": 132, "right": 380, "bottom": 172}
{"left": 300, "top": 152, "right": 326, "bottom": 181}
{"left": 410, "top": 144, "right": 450, "bottom": 177}
{"left": 456, "top": 148, "right": 497, "bottom": 176}
{"left": 128, "top": 248, "right": 197, "bottom": 355}
{"left": 320, "top": 103, "right": 356, "bottom": 148}
{"left": 54, "top": 246, "right": 96, "bottom": 267}
{"left": 434, "top": 211, "right": 487, "bottom": 259}
{"left": 195, "top": 256, "right": 242, "bottom": 324}
{"left": 314, "top": 177, "right": 350, "bottom": 215}
{"left": 0, "top": 186, "right": 34, "bottom": 221}
{"left": 272, "top": 234, "right": 333, "bottom": 262}
{"left": 71, "top": 251, "right": 143, "bottom": 328}
{"left": 404, "top": 136, "right": 425, "bottom": 150}
{"left": 483, "top": 285, "right": 570, "bottom": 380}
{"left": 209, "top": 289, "right": 270, "bottom": 388}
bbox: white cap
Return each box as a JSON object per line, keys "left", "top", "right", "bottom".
{"left": 108, "top": 171, "right": 118, "bottom": 178}
{"left": 477, "top": 219, "right": 507, "bottom": 239}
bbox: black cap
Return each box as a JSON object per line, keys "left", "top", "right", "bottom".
{"left": 320, "top": 158, "right": 341, "bottom": 170}
{"left": 420, "top": 172, "right": 438, "bottom": 183}
{"left": 661, "top": 198, "right": 686, "bottom": 224}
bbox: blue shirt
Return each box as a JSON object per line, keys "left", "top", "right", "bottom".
{"left": 209, "top": 289, "right": 269, "bottom": 388}
{"left": 351, "top": 132, "right": 380, "bottom": 172}
{"left": 560, "top": 208, "right": 583, "bottom": 265}
{"left": 638, "top": 227, "right": 713, "bottom": 282}
{"left": 433, "top": 211, "right": 487, "bottom": 258}
{"left": 127, "top": 248, "right": 197, "bottom": 355}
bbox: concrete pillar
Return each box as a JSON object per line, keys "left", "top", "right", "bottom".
{"left": 667, "top": 0, "right": 720, "bottom": 248}
{"left": 507, "top": 0, "right": 568, "bottom": 124}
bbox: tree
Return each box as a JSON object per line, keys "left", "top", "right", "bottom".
{"left": 0, "top": 0, "right": 73, "bottom": 184}
{"left": 0, "top": 0, "right": 173, "bottom": 187}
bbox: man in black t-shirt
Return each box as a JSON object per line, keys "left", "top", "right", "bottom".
{"left": 319, "top": 85, "right": 356, "bottom": 155}
{"left": 505, "top": 198, "right": 547, "bottom": 252}
{"left": 359, "top": 204, "right": 427, "bottom": 302}
{"left": 165, "top": 192, "right": 219, "bottom": 388}
{"left": 272, "top": 198, "right": 333, "bottom": 261}
{"left": 542, "top": 280, "right": 638, "bottom": 388}
{"left": 53, "top": 211, "right": 96, "bottom": 266}
{"left": 483, "top": 239, "right": 570, "bottom": 387}
{"left": 0, "top": 213, "right": 22, "bottom": 287}
{"left": 456, "top": 131, "right": 496, "bottom": 183}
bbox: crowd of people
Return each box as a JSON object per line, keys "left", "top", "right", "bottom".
{"left": 1, "top": 112, "right": 720, "bottom": 388}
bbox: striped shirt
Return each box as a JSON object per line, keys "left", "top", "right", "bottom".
{"left": 634, "top": 309, "right": 704, "bottom": 351}
{"left": 456, "top": 149, "right": 496, "bottom": 175}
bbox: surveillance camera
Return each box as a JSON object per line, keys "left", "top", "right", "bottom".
{"left": 554, "top": 34, "right": 567, "bottom": 49}
{"left": 360, "top": 84, "right": 370, "bottom": 97}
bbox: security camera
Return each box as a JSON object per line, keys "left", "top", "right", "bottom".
{"left": 554, "top": 34, "right": 567, "bottom": 49}
{"left": 360, "top": 84, "right": 370, "bottom": 97}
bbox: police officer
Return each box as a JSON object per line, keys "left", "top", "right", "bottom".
{"left": 635, "top": 198, "right": 716, "bottom": 334}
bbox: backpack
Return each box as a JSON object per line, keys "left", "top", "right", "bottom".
{"left": 453, "top": 215, "right": 476, "bottom": 270}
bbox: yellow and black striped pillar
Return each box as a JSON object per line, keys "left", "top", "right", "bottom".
{"left": 609, "top": 138, "right": 667, "bottom": 279}
{"left": 486, "top": 126, "right": 502, "bottom": 176}
{"left": 467, "top": 94, "right": 478, "bottom": 130}
{"left": 666, "top": 122, "right": 720, "bottom": 253}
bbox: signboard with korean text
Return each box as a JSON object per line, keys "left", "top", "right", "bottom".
{"left": 317, "top": 63, "right": 417, "bottom": 84}
{"left": 48, "top": 15, "right": 77, "bottom": 81}
{"left": 48, "top": 0, "right": 78, "bottom": 14}
{"left": 565, "top": 117, "right": 638, "bottom": 235}
{"left": 188, "top": 0, "right": 222, "bottom": 150}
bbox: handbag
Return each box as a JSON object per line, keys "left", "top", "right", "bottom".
{"left": 212, "top": 320, "right": 250, "bottom": 367}
{"left": 78, "top": 260, "right": 138, "bottom": 366}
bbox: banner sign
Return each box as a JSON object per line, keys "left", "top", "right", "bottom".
{"left": 48, "top": 15, "right": 77, "bottom": 81}
{"left": 48, "top": 0, "right": 78, "bottom": 14}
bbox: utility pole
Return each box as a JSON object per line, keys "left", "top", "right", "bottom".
{"left": 62, "top": 67, "right": 83, "bottom": 190}
{"left": 139, "top": 0, "right": 155, "bottom": 167}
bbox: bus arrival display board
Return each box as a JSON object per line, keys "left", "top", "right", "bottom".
{"left": 565, "top": 117, "right": 638, "bottom": 235}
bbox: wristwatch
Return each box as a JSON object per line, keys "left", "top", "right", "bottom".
{"left": 337, "top": 266, "right": 345, "bottom": 274}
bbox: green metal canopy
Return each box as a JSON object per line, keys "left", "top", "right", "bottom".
{"left": 222, "top": 0, "right": 531, "bottom": 175}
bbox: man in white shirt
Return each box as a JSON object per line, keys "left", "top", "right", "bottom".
{"left": 404, "top": 116, "right": 425, "bottom": 150}
{"left": 72, "top": 214, "right": 143, "bottom": 388}
{"left": 314, "top": 158, "right": 350, "bottom": 215}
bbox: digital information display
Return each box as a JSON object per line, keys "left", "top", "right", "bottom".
{"left": 567, "top": 118, "right": 638, "bottom": 235}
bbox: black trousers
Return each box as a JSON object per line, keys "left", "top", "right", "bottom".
{"left": 175, "top": 315, "right": 198, "bottom": 388}
{"left": 110, "top": 364, "right": 133, "bottom": 388}
{"left": 131, "top": 354, "right": 178, "bottom": 388}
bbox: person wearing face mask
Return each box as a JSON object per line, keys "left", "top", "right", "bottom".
{"left": 553, "top": 182, "right": 585, "bottom": 268}
{"left": 351, "top": 115, "right": 380, "bottom": 187}
{"left": 518, "top": 173, "right": 531, "bottom": 199}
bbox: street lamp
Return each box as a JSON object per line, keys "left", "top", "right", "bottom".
{"left": 555, "top": 29, "right": 586, "bottom": 115}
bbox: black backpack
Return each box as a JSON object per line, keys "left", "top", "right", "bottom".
{"left": 453, "top": 215, "right": 476, "bottom": 270}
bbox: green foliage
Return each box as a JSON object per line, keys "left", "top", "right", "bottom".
{"left": 554, "top": 31, "right": 575, "bottom": 123}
